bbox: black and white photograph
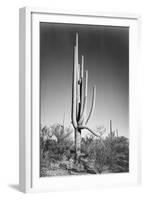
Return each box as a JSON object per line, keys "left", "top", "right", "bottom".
{"left": 40, "top": 22, "right": 129, "bottom": 177}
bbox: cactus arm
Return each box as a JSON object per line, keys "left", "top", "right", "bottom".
{"left": 78, "top": 70, "right": 88, "bottom": 124}
{"left": 79, "top": 55, "right": 84, "bottom": 117}
{"left": 78, "top": 96, "right": 87, "bottom": 125}
{"left": 71, "top": 46, "right": 77, "bottom": 128}
{"left": 84, "top": 70, "right": 88, "bottom": 97}
{"left": 78, "top": 126, "right": 106, "bottom": 148}
{"left": 79, "top": 78, "right": 83, "bottom": 113}
{"left": 83, "top": 70, "right": 88, "bottom": 120}
{"left": 78, "top": 125, "right": 100, "bottom": 138}
{"left": 78, "top": 56, "right": 84, "bottom": 120}
{"left": 85, "top": 85, "right": 96, "bottom": 125}
{"left": 76, "top": 64, "right": 79, "bottom": 119}
{"left": 77, "top": 64, "right": 81, "bottom": 83}
{"left": 80, "top": 55, "right": 84, "bottom": 79}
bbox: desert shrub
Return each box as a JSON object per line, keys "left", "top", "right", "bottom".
{"left": 105, "top": 136, "right": 129, "bottom": 172}
{"left": 82, "top": 127, "right": 107, "bottom": 173}
{"left": 81, "top": 132, "right": 129, "bottom": 174}
{"left": 40, "top": 123, "right": 74, "bottom": 164}
{"left": 81, "top": 136, "right": 95, "bottom": 158}
{"left": 81, "top": 135, "right": 107, "bottom": 174}
{"left": 93, "top": 139, "right": 107, "bottom": 173}
{"left": 50, "top": 123, "right": 73, "bottom": 160}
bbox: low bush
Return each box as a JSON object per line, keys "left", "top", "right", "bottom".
{"left": 40, "top": 124, "right": 129, "bottom": 175}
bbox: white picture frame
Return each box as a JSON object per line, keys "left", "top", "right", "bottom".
{"left": 19, "top": 7, "right": 141, "bottom": 193}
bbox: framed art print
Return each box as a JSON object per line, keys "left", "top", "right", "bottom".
{"left": 19, "top": 7, "right": 141, "bottom": 193}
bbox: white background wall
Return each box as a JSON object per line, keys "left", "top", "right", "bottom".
{"left": 0, "top": 0, "right": 144, "bottom": 199}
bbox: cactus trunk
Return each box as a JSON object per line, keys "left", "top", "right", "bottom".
{"left": 75, "top": 128, "right": 81, "bottom": 161}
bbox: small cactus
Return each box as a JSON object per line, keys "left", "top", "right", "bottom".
{"left": 109, "top": 120, "right": 117, "bottom": 138}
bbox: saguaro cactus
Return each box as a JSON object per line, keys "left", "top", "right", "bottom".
{"left": 71, "top": 33, "right": 99, "bottom": 161}
{"left": 109, "top": 120, "right": 116, "bottom": 138}
{"left": 110, "top": 120, "right": 113, "bottom": 138}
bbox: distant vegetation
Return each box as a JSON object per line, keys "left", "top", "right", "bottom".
{"left": 40, "top": 123, "right": 129, "bottom": 177}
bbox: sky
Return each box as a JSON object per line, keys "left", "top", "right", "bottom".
{"left": 40, "top": 22, "right": 129, "bottom": 137}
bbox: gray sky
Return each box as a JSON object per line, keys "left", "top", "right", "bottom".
{"left": 40, "top": 22, "right": 129, "bottom": 137}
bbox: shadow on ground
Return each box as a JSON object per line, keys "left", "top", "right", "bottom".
{"left": 8, "top": 184, "right": 20, "bottom": 192}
